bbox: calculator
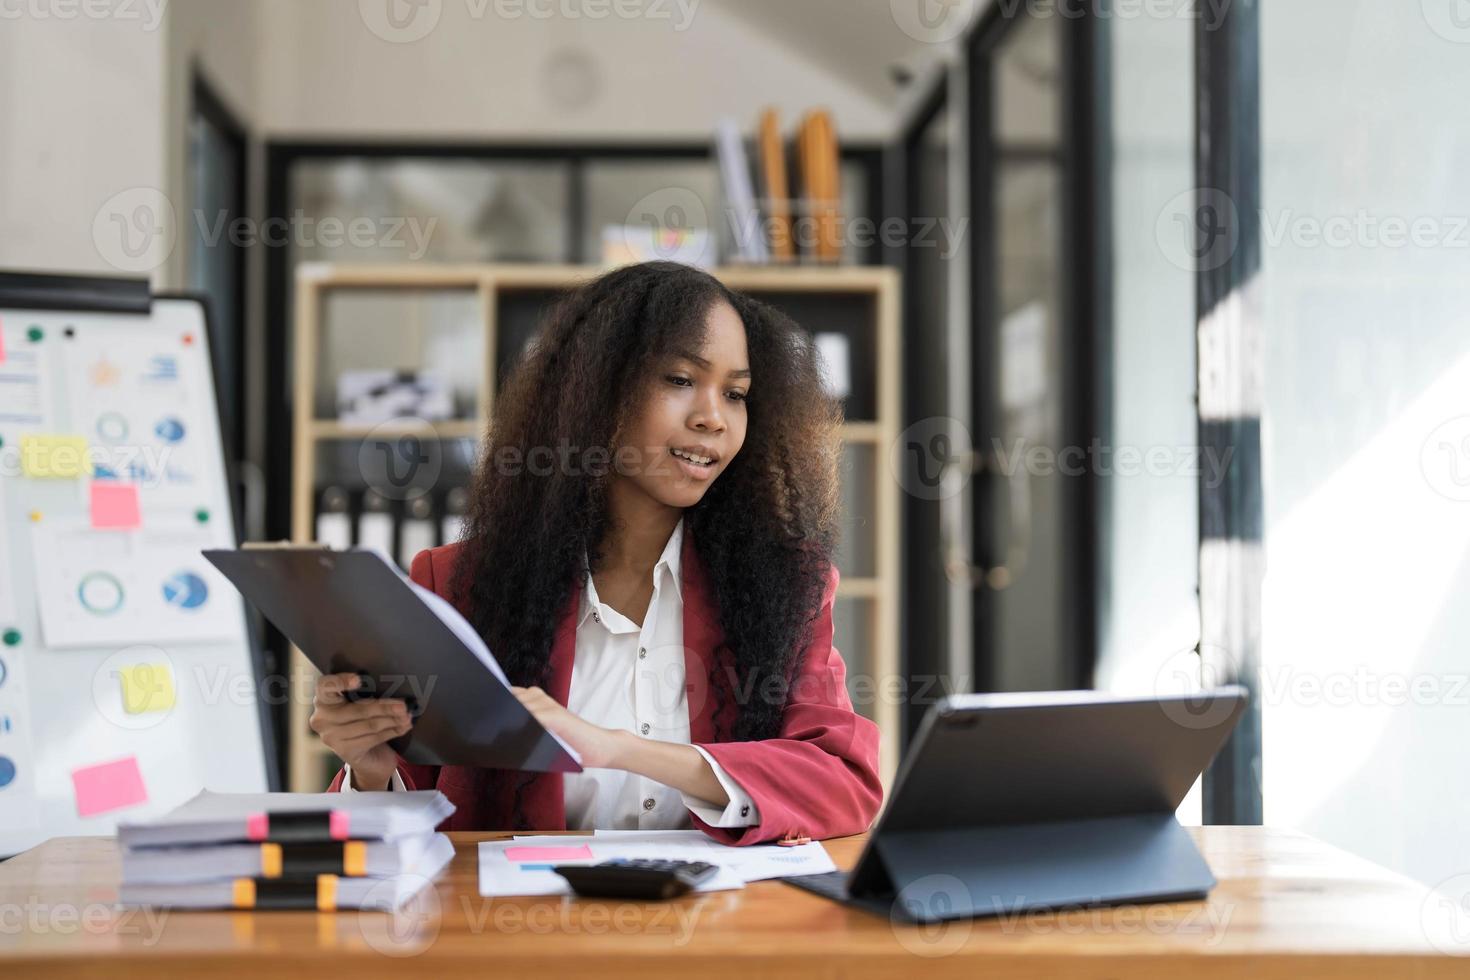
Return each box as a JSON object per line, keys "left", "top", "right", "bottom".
{"left": 552, "top": 858, "right": 720, "bottom": 899}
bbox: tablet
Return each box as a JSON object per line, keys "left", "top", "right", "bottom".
{"left": 787, "top": 687, "right": 1248, "bottom": 921}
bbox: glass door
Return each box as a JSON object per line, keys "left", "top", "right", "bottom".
{"left": 966, "top": 7, "right": 1100, "bottom": 693}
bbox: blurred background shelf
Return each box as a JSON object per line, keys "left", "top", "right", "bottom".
{"left": 288, "top": 262, "right": 901, "bottom": 793}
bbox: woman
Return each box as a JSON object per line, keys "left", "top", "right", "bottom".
{"left": 312, "top": 261, "right": 882, "bottom": 845}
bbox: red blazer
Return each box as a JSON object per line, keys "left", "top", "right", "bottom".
{"left": 327, "top": 532, "right": 883, "bottom": 845}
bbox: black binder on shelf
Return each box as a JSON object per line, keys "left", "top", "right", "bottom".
{"left": 786, "top": 688, "right": 1248, "bottom": 923}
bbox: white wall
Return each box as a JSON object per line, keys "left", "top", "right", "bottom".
{"left": 1259, "top": 1, "right": 1470, "bottom": 888}
{"left": 164, "top": 0, "right": 262, "bottom": 288}
{"left": 254, "top": 0, "right": 896, "bottom": 140}
{"left": 2, "top": 0, "right": 916, "bottom": 284}
{"left": 0, "top": 6, "right": 169, "bottom": 279}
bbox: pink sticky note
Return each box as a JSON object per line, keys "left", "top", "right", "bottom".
{"left": 503, "top": 844, "right": 594, "bottom": 862}
{"left": 0, "top": 316, "right": 6, "bottom": 365}
{"left": 71, "top": 756, "right": 149, "bottom": 817}
{"left": 90, "top": 481, "right": 142, "bottom": 530}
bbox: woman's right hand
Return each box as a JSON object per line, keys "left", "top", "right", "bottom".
{"left": 309, "top": 673, "right": 412, "bottom": 790}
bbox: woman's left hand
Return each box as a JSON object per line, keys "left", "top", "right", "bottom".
{"left": 511, "top": 686, "right": 626, "bottom": 769}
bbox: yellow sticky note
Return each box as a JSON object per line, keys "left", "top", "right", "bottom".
{"left": 20, "top": 434, "right": 93, "bottom": 479}
{"left": 119, "top": 663, "right": 176, "bottom": 715}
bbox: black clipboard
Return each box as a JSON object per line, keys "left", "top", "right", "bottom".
{"left": 204, "top": 545, "right": 582, "bottom": 774}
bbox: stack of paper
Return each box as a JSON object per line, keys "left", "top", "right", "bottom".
{"left": 479, "top": 829, "right": 836, "bottom": 897}
{"left": 117, "top": 790, "right": 456, "bottom": 911}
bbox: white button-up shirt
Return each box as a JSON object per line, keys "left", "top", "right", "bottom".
{"left": 343, "top": 517, "right": 760, "bottom": 830}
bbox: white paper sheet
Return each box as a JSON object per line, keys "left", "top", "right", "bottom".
{"left": 31, "top": 518, "right": 241, "bottom": 649}
{"left": 481, "top": 830, "right": 836, "bottom": 896}
{"left": 814, "top": 332, "right": 852, "bottom": 399}
{"left": 479, "top": 836, "right": 747, "bottom": 897}
{"left": 405, "top": 569, "right": 581, "bottom": 766}
{"left": 61, "top": 341, "right": 207, "bottom": 509}
{"left": 0, "top": 342, "right": 52, "bottom": 432}
{"left": 0, "top": 481, "right": 13, "bottom": 624}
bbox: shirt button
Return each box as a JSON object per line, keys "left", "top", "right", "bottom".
{"left": 741, "top": 804, "right": 750, "bottom": 817}
{"left": 643, "top": 797, "right": 655, "bottom": 811}
{"left": 638, "top": 647, "right": 646, "bottom": 659}
{"left": 592, "top": 612, "right": 600, "bottom": 624}
{"left": 640, "top": 722, "right": 650, "bottom": 735}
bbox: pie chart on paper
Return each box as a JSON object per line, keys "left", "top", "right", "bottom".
{"left": 162, "top": 571, "right": 209, "bottom": 610}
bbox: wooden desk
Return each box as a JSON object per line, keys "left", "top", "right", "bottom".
{"left": 0, "top": 827, "right": 1464, "bottom": 978}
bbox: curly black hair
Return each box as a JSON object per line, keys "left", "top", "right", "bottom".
{"left": 452, "top": 261, "right": 842, "bottom": 743}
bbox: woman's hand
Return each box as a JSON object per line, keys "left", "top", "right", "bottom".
{"left": 511, "top": 686, "right": 730, "bottom": 806}
{"left": 310, "top": 673, "right": 412, "bottom": 790}
{"left": 511, "top": 686, "right": 627, "bottom": 769}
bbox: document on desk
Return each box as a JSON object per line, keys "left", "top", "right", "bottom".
{"left": 479, "top": 836, "right": 745, "bottom": 897}
{"left": 480, "top": 830, "right": 836, "bottom": 897}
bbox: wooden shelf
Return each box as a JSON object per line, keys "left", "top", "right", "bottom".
{"left": 839, "top": 422, "right": 883, "bottom": 443}
{"left": 836, "top": 577, "right": 883, "bottom": 599}
{"left": 290, "top": 263, "right": 902, "bottom": 792}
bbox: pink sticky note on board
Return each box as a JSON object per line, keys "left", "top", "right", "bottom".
{"left": 71, "top": 756, "right": 149, "bottom": 817}
{"left": 90, "top": 481, "right": 142, "bottom": 530}
{"left": 503, "top": 844, "right": 594, "bottom": 862}
{"left": 0, "top": 316, "right": 6, "bottom": 365}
